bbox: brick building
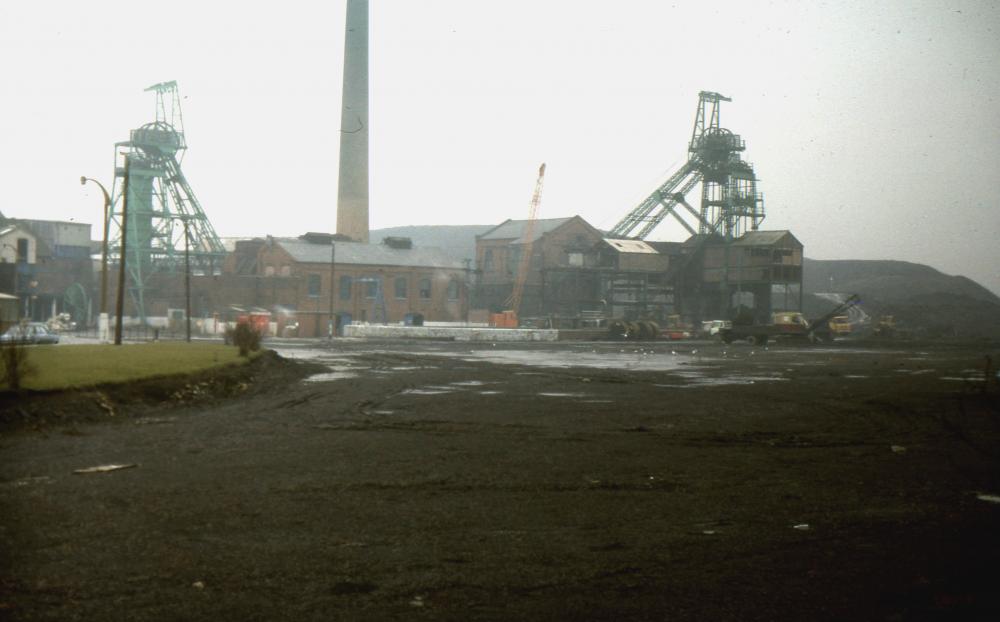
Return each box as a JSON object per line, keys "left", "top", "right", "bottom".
{"left": 475, "top": 216, "right": 673, "bottom": 321}
{"left": 660, "top": 230, "right": 803, "bottom": 323}
{"left": 245, "top": 233, "right": 470, "bottom": 336}
{"left": 0, "top": 218, "right": 93, "bottom": 323}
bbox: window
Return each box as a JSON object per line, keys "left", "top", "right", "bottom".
{"left": 307, "top": 274, "right": 321, "bottom": 297}
{"left": 447, "top": 278, "right": 459, "bottom": 301}
{"left": 364, "top": 277, "right": 378, "bottom": 299}
{"left": 419, "top": 278, "right": 432, "bottom": 299}
{"left": 568, "top": 252, "right": 583, "bottom": 267}
{"left": 507, "top": 247, "right": 521, "bottom": 275}
{"left": 483, "top": 248, "right": 494, "bottom": 271}
{"left": 394, "top": 276, "right": 407, "bottom": 299}
{"left": 264, "top": 265, "right": 275, "bottom": 276}
{"left": 280, "top": 265, "right": 291, "bottom": 277}
{"left": 339, "top": 275, "right": 353, "bottom": 300}
{"left": 16, "top": 238, "right": 29, "bottom": 262}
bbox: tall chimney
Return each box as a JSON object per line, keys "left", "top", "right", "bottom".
{"left": 336, "top": 0, "right": 369, "bottom": 243}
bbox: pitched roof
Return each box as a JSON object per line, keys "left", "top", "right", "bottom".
{"left": 731, "top": 230, "right": 800, "bottom": 247}
{"left": 477, "top": 217, "right": 574, "bottom": 243}
{"left": 274, "top": 238, "right": 465, "bottom": 270}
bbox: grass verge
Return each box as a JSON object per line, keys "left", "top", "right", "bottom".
{"left": 5, "top": 342, "right": 254, "bottom": 391}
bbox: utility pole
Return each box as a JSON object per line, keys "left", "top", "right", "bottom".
{"left": 113, "top": 155, "right": 130, "bottom": 346}
{"left": 184, "top": 219, "right": 191, "bottom": 342}
{"left": 328, "top": 240, "right": 336, "bottom": 339}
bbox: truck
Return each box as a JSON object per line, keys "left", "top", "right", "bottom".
{"left": 719, "top": 294, "right": 861, "bottom": 346}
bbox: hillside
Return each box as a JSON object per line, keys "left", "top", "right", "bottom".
{"left": 803, "top": 259, "right": 999, "bottom": 306}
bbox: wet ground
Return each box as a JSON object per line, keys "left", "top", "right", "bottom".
{"left": 2, "top": 338, "right": 1000, "bottom": 620}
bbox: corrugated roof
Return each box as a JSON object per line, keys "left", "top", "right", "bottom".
{"left": 602, "top": 238, "right": 659, "bottom": 254}
{"left": 276, "top": 239, "right": 465, "bottom": 270}
{"left": 477, "top": 217, "right": 574, "bottom": 242}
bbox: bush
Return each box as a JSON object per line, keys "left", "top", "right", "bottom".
{"left": 226, "top": 323, "right": 261, "bottom": 357}
{"left": 1, "top": 343, "right": 36, "bottom": 391}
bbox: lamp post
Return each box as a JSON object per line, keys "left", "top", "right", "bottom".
{"left": 80, "top": 175, "right": 112, "bottom": 341}
{"left": 114, "top": 155, "right": 130, "bottom": 346}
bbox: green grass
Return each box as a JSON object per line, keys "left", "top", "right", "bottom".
{"left": 6, "top": 342, "right": 254, "bottom": 391}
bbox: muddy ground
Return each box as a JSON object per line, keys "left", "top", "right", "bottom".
{"left": 2, "top": 338, "right": 999, "bottom": 621}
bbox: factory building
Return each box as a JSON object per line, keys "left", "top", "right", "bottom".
{"left": 475, "top": 216, "right": 673, "bottom": 324}
{"left": 474, "top": 213, "right": 802, "bottom": 327}
{"left": 0, "top": 217, "right": 93, "bottom": 323}
{"left": 226, "top": 233, "right": 469, "bottom": 336}
{"left": 660, "top": 230, "right": 803, "bottom": 324}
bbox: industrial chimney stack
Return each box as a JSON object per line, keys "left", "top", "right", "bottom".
{"left": 336, "top": 0, "right": 369, "bottom": 243}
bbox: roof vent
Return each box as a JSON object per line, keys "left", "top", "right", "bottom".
{"left": 299, "top": 232, "right": 353, "bottom": 244}
{"left": 382, "top": 236, "right": 413, "bottom": 250}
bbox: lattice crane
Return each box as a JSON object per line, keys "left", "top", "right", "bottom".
{"left": 609, "top": 91, "right": 765, "bottom": 240}
{"left": 502, "top": 163, "right": 547, "bottom": 323}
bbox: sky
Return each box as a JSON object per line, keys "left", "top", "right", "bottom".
{"left": 1, "top": 0, "right": 998, "bottom": 294}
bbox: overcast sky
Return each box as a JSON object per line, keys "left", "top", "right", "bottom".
{"left": 1, "top": 0, "right": 998, "bottom": 294}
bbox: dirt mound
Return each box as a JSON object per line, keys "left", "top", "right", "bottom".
{"left": 0, "top": 349, "right": 324, "bottom": 432}
{"left": 804, "top": 258, "right": 999, "bottom": 305}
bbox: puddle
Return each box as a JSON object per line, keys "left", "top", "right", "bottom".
{"left": 940, "top": 377, "right": 984, "bottom": 382}
{"left": 402, "top": 388, "right": 455, "bottom": 395}
{"left": 658, "top": 374, "right": 789, "bottom": 387}
{"left": 843, "top": 375, "right": 869, "bottom": 379}
{"left": 976, "top": 493, "right": 1000, "bottom": 504}
{"left": 450, "top": 380, "right": 491, "bottom": 387}
{"left": 538, "top": 392, "right": 587, "bottom": 398}
{"left": 478, "top": 390, "right": 502, "bottom": 395}
{"left": 443, "top": 349, "right": 693, "bottom": 372}
{"left": 3, "top": 476, "right": 53, "bottom": 488}
{"left": 304, "top": 371, "right": 358, "bottom": 382}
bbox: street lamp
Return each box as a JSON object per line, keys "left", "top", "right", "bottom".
{"left": 80, "top": 175, "right": 112, "bottom": 341}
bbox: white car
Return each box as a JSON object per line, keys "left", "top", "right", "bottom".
{"left": 701, "top": 320, "right": 732, "bottom": 337}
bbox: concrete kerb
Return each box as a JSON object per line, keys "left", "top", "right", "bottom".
{"left": 342, "top": 324, "right": 559, "bottom": 342}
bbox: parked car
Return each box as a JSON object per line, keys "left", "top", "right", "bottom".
{"left": 0, "top": 322, "right": 60, "bottom": 345}
{"left": 701, "top": 320, "right": 732, "bottom": 337}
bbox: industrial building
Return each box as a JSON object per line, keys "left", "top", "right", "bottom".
{"left": 233, "top": 233, "right": 469, "bottom": 336}
{"left": 0, "top": 216, "right": 94, "bottom": 324}
{"left": 473, "top": 215, "right": 801, "bottom": 327}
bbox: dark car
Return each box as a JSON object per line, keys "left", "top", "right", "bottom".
{"left": 0, "top": 323, "right": 60, "bottom": 345}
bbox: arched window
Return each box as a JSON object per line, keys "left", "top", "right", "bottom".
{"left": 394, "top": 276, "right": 408, "bottom": 299}
{"left": 447, "top": 278, "right": 459, "bottom": 301}
{"left": 419, "top": 278, "right": 432, "bottom": 299}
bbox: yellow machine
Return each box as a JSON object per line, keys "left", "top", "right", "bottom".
{"left": 828, "top": 315, "right": 852, "bottom": 336}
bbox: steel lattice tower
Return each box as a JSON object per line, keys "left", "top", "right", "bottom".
{"left": 609, "top": 91, "right": 765, "bottom": 240}
{"left": 107, "top": 81, "right": 226, "bottom": 322}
